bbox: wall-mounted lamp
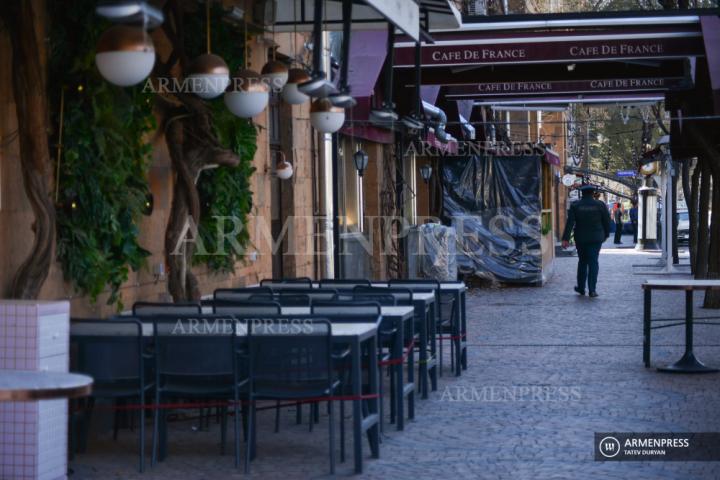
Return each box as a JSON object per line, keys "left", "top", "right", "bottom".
{"left": 420, "top": 164, "right": 432, "bottom": 184}
{"left": 353, "top": 149, "right": 369, "bottom": 177}
{"left": 275, "top": 151, "right": 293, "bottom": 180}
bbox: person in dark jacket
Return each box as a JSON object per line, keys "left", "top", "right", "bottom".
{"left": 561, "top": 184, "right": 611, "bottom": 297}
{"left": 612, "top": 202, "right": 624, "bottom": 244}
{"left": 629, "top": 200, "right": 638, "bottom": 243}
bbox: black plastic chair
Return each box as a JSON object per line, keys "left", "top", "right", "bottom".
{"left": 318, "top": 279, "right": 371, "bottom": 290}
{"left": 243, "top": 318, "right": 340, "bottom": 474}
{"left": 276, "top": 288, "right": 338, "bottom": 303}
{"left": 249, "top": 292, "right": 311, "bottom": 306}
{"left": 132, "top": 302, "right": 202, "bottom": 317}
{"left": 151, "top": 315, "right": 245, "bottom": 465}
{"left": 214, "top": 287, "right": 273, "bottom": 302}
{"left": 259, "top": 277, "right": 313, "bottom": 289}
{"left": 389, "top": 279, "right": 454, "bottom": 375}
{"left": 312, "top": 302, "right": 398, "bottom": 432}
{"left": 351, "top": 292, "right": 397, "bottom": 306}
{"left": 353, "top": 286, "right": 414, "bottom": 306}
{"left": 212, "top": 300, "right": 282, "bottom": 316}
{"left": 70, "top": 318, "right": 152, "bottom": 472}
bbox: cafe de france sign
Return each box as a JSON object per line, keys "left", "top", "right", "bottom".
{"left": 394, "top": 30, "right": 705, "bottom": 67}
{"left": 445, "top": 77, "right": 691, "bottom": 98}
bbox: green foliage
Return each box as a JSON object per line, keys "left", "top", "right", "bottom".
{"left": 49, "top": 0, "right": 153, "bottom": 308}
{"left": 194, "top": 103, "right": 257, "bottom": 273}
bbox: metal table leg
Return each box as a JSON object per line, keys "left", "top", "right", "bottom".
{"left": 367, "top": 335, "right": 380, "bottom": 459}
{"left": 460, "top": 290, "right": 467, "bottom": 370}
{"left": 351, "top": 338, "right": 363, "bottom": 473}
{"left": 658, "top": 289, "right": 719, "bottom": 373}
{"left": 643, "top": 288, "right": 651, "bottom": 367}
{"left": 395, "top": 318, "right": 404, "bottom": 431}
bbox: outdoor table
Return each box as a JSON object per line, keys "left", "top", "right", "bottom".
{"left": 284, "top": 305, "right": 415, "bottom": 431}
{"left": 642, "top": 279, "right": 720, "bottom": 373}
{"left": 270, "top": 284, "right": 439, "bottom": 398}
{"left": 0, "top": 370, "right": 93, "bottom": 401}
{"left": 79, "top": 316, "right": 380, "bottom": 473}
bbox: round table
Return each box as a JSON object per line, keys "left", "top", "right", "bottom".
{"left": 0, "top": 370, "right": 93, "bottom": 401}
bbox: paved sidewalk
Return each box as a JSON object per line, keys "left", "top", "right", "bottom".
{"left": 71, "top": 237, "right": 720, "bottom": 479}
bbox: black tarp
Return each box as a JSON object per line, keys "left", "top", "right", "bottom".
{"left": 441, "top": 154, "right": 543, "bottom": 283}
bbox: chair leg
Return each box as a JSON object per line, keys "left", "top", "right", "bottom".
{"left": 241, "top": 397, "right": 249, "bottom": 442}
{"left": 244, "top": 399, "right": 255, "bottom": 474}
{"left": 234, "top": 395, "right": 241, "bottom": 468}
{"left": 389, "top": 365, "right": 395, "bottom": 424}
{"left": 340, "top": 399, "right": 345, "bottom": 463}
{"left": 220, "top": 405, "right": 227, "bottom": 455}
{"left": 439, "top": 329, "right": 444, "bottom": 377}
{"left": 250, "top": 402, "right": 257, "bottom": 460}
{"left": 328, "top": 400, "right": 335, "bottom": 475}
{"left": 450, "top": 336, "right": 455, "bottom": 373}
{"left": 78, "top": 397, "right": 94, "bottom": 454}
{"left": 151, "top": 393, "right": 160, "bottom": 467}
{"left": 274, "top": 400, "right": 280, "bottom": 433}
{"left": 309, "top": 403, "right": 314, "bottom": 432}
{"left": 139, "top": 394, "right": 145, "bottom": 473}
{"left": 113, "top": 399, "right": 121, "bottom": 441}
{"left": 68, "top": 408, "right": 77, "bottom": 461}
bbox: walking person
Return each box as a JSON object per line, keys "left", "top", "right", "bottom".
{"left": 612, "top": 202, "right": 624, "bottom": 244}
{"left": 629, "top": 200, "right": 638, "bottom": 243}
{"left": 561, "top": 184, "right": 611, "bottom": 298}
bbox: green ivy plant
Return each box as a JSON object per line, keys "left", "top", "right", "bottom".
{"left": 194, "top": 103, "right": 257, "bottom": 272}
{"left": 49, "top": 0, "right": 154, "bottom": 308}
{"left": 47, "top": 0, "right": 258, "bottom": 309}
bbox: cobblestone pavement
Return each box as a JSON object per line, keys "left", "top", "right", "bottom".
{"left": 70, "top": 236, "right": 720, "bottom": 480}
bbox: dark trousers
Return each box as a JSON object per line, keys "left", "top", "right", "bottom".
{"left": 631, "top": 221, "right": 638, "bottom": 243}
{"left": 613, "top": 222, "right": 623, "bottom": 244}
{"left": 576, "top": 242, "right": 602, "bottom": 293}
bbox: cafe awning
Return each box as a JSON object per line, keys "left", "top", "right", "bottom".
{"left": 271, "top": 0, "right": 461, "bottom": 41}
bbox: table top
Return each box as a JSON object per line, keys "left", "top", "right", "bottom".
{"left": 73, "top": 318, "right": 380, "bottom": 340}
{"left": 281, "top": 306, "right": 413, "bottom": 318}
{"left": 0, "top": 370, "right": 93, "bottom": 401}
{"left": 370, "top": 282, "right": 466, "bottom": 292}
{"left": 250, "top": 281, "right": 466, "bottom": 292}
{"left": 642, "top": 279, "right": 720, "bottom": 290}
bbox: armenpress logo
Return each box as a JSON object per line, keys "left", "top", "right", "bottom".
{"left": 598, "top": 436, "right": 621, "bottom": 458}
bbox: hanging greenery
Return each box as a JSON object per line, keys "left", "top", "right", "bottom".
{"left": 48, "top": 0, "right": 154, "bottom": 308}
{"left": 184, "top": 3, "right": 258, "bottom": 274}
{"left": 194, "top": 104, "right": 257, "bottom": 273}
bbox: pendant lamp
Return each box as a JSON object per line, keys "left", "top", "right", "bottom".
{"left": 95, "top": 25, "right": 155, "bottom": 87}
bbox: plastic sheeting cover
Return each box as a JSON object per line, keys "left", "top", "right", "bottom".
{"left": 441, "top": 154, "right": 543, "bottom": 283}
{"left": 418, "top": 223, "right": 457, "bottom": 281}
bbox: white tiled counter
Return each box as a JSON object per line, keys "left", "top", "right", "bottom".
{"left": 0, "top": 300, "right": 70, "bottom": 480}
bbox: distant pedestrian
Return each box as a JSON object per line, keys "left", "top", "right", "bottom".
{"left": 613, "top": 202, "right": 624, "bottom": 244}
{"left": 562, "top": 184, "right": 611, "bottom": 298}
{"left": 629, "top": 200, "right": 638, "bottom": 243}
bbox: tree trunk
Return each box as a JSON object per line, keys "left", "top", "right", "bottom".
{"left": 157, "top": 2, "right": 240, "bottom": 302}
{"left": 2, "top": 0, "right": 56, "bottom": 299}
{"left": 689, "top": 159, "right": 699, "bottom": 273}
{"left": 695, "top": 161, "right": 710, "bottom": 278}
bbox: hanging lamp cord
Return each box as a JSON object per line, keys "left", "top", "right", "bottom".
{"left": 206, "top": 0, "right": 211, "bottom": 54}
